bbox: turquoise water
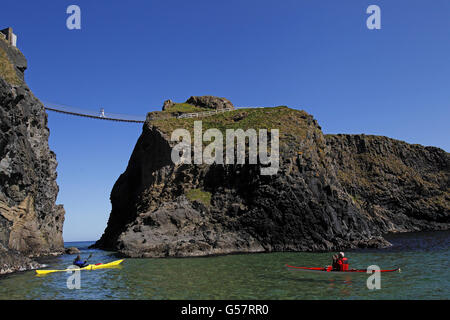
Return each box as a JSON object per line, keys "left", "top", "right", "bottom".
{"left": 0, "top": 231, "right": 448, "bottom": 299}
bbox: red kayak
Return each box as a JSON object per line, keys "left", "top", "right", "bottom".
{"left": 286, "top": 264, "right": 401, "bottom": 274}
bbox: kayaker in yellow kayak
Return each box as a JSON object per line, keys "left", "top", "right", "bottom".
{"left": 73, "top": 254, "right": 88, "bottom": 268}
{"left": 36, "top": 259, "right": 124, "bottom": 275}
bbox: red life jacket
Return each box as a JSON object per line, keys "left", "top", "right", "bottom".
{"left": 337, "top": 257, "right": 349, "bottom": 271}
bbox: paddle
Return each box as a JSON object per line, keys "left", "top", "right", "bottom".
{"left": 84, "top": 253, "right": 93, "bottom": 264}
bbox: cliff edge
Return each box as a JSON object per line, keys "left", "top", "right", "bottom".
{"left": 0, "top": 35, "right": 65, "bottom": 274}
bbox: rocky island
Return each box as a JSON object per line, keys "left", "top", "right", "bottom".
{"left": 0, "top": 31, "right": 65, "bottom": 274}
{"left": 94, "top": 96, "right": 449, "bottom": 257}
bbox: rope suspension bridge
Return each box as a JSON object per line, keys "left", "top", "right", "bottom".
{"left": 43, "top": 101, "right": 146, "bottom": 123}
{"left": 43, "top": 101, "right": 240, "bottom": 123}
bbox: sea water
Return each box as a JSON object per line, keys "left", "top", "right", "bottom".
{"left": 0, "top": 231, "right": 448, "bottom": 300}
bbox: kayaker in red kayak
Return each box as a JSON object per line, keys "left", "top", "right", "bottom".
{"left": 288, "top": 252, "right": 400, "bottom": 273}
{"left": 335, "top": 252, "right": 349, "bottom": 271}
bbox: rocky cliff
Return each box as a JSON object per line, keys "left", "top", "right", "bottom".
{"left": 326, "top": 134, "right": 449, "bottom": 232}
{"left": 0, "top": 36, "right": 65, "bottom": 274}
{"left": 95, "top": 97, "right": 449, "bottom": 257}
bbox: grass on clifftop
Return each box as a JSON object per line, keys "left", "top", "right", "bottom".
{"left": 150, "top": 106, "right": 313, "bottom": 141}
{"left": 164, "top": 103, "right": 209, "bottom": 113}
{"left": 185, "top": 189, "right": 212, "bottom": 206}
{"left": 0, "top": 47, "right": 21, "bottom": 86}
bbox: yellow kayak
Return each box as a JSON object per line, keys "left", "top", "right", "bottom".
{"left": 36, "top": 259, "right": 124, "bottom": 275}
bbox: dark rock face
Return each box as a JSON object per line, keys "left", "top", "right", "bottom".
{"left": 0, "top": 37, "right": 64, "bottom": 274}
{"left": 95, "top": 104, "right": 448, "bottom": 258}
{"left": 326, "top": 134, "right": 449, "bottom": 232}
{"left": 186, "top": 96, "right": 235, "bottom": 110}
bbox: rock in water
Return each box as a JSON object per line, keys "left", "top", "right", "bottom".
{"left": 0, "top": 245, "right": 42, "bottom": 275}
{"left": 94, "top": 103, "right": 449, "bottom": 257}
{"left": 0, "top": 35, "right": 65, "bottom": 274}
{"left": 65, "top": 247, "right": 81, "bottom": 254}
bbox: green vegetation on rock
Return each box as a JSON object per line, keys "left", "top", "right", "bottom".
{"left": 185, "top": 188, "right": 212, "bottom": 206}
{"left": 163, "top": 103, "right": 209, "bottom": 113}
{"left": 150, "top": 106, "right": 314, "bottom": 142}
{"left": 0, "top": 46, "right": 21, "bottom": 85}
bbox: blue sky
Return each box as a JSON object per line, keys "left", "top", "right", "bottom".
{"left": 1, "top": 1, "right": 449, "bottom": 241}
